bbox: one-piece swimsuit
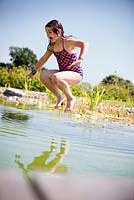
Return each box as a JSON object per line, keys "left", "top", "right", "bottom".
{"left": 53, "top": 38, "right": 83, "bottom": 77}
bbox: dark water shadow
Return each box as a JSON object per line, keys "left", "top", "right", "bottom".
{"left": 0, "top": 110, "right": 31, "bottom": 137}
{"left": 1, "top": 110, "right": 30, "bottom": 122}
{"left": 15, "top": 139, "right": 68, "bottom": 175}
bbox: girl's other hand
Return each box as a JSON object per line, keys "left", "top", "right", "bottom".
{"left": 70, "top": 59, "right": 82, "bottom": 69}
{"left": 26, "top": 72, "right": 34, "bottom": 79}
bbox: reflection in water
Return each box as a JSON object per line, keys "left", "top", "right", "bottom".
{"left": 1, "top": 111, "right": 30, "bottom": 121}
{"left": 15, "top": 139, "right": 68, "bottom": 175}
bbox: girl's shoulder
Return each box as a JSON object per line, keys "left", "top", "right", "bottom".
{"left": 63, "top": 35, "right": 77, "bottom": 40}
{"left": 63, "top": 36, "right": 77, "bottom": 45}
{"left": 63, "top": 36, "right": 77, "bottom": 50}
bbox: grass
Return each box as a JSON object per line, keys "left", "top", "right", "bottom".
{"left": 101, "top": 99, "right": 134, "bottom": 108}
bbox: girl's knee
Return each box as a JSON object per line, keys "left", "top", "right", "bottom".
{"left": 51, "top": 74, "right": 59, "bottom": 84}
{"left": 40, "top": 70, "right": 61, "bottom": 84}
{"left": 40, "top": 71, "right": 49, "bottom": 83}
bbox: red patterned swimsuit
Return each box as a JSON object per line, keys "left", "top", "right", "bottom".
{"left": 53, "top": 38, "right": 83, "bottom": 77}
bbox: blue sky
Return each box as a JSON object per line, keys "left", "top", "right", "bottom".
{"left": 0, "top": 0, "right": 133, "bottom": 85}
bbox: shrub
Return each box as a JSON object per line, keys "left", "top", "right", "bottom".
{"left": 0, "top": 65, "right": 46, "bottom": 92}
{"left": 97, "top": 84, "right": 131, "bottom": 102}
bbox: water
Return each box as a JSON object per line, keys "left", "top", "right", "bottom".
{"left": 0, "top": 104, "right": 134, "bottom": 178}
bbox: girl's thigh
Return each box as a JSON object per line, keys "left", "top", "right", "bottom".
{"left": 40, "top": 69, "right": 59, "bottom": 80}
{"left": 54, "top": 71, "right": 83, "bottom": 85}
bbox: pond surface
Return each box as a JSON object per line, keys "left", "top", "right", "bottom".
{"left": 0, "top": 104, "right": 134, "bottom": 178}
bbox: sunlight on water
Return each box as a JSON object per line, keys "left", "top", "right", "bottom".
{"left": 0, "top": 105, "right": 134, "bottom": 178}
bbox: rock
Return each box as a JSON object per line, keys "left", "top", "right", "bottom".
{"left": 3, "top": 88, "right": 25, "bottom": 97}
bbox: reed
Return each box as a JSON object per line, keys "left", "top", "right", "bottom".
{"left": 78, "top": 87, "right": 105, "bottom": 113}
{"left": 88, "top": 87, "right": 105, "bottom": 110}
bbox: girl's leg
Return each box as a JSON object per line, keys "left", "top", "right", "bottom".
{"left": 40, "top": 70, "right": 64, "bottom": 108}
{"left": 51, "top": 71, "right": 82, "bottom": 112}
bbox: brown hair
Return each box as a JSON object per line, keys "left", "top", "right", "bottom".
{"left": 45, "top": 19, "right": 64, "bottom": 37}
{"left": 45, "top": 19, "right": 74, "bottom": 52}
{"left": 45, "top": 19, "right": 65, "bottom": 52}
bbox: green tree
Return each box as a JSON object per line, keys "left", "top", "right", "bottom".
{"left": 103, "top": 85, "right": 130, "bottom": 101}
{"left": 9, "top": 46, "right": 38, "bottom": 67}
{"left": 101, "top": 74, "right": 133, "bottom": 89}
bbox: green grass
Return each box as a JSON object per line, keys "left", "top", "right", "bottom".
{"left": 102, "top": 100, "right": 134, "bottom": 108}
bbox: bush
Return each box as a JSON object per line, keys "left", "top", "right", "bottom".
{"left": 71, "top": 82, "right": 91, "bottom": 97}
{"left": 0, "top": 65, "right": 46, "bottom": 92}
{"left": 97, "top": 84, "right": 131, "bottom": 102}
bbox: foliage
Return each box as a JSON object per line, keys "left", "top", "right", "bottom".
{"left": 0, "top": 65, "right": 46, "bottom": 92}
{"left": 0, "top": 62, "right": 12, "bottom": 67}
{"left": 9, "top": 46, "right": 38, "bottom": 67}
{"left": 25, "top": 74, "right": 46, "bottom": 92}
{"left": 100, "top": 74, "right": 134, "bottom": 102}
{"left": 46, "top": 89, "right": 57, "bottom": 104}
{"left": 101, "top": 74, "right": 133, "bottom": 90}
{"left": 71, "top": 82, "right": 92, "bottom": 97}
{"left": 78, "top": 86, "right": 105, "bottom": 111}
{"left": 0, "top": 64, "right": 133, "bottom": 110}
{"left": 87, "top": 87, "right": 105, "bottom": 110}
{"left": 101, "top": 99, "right": 134, "bottom": 108}
{"left": 0, "top": 66, "right": 10, "bottom": 87}
{"left": 97, "top": 84, "right": 132, "bottom": 102}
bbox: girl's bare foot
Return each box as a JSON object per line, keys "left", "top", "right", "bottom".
{"left": 64, "top": 97, "right": 76, "bottom": 112}
{"left": 55, "top": 96, "right": 64, "bottom": 109}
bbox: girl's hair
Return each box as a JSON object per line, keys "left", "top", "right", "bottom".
{"left": 45, "top": 19, "right": 74, "bottom": 52}
{"left": 45, "top": 19, "right": 64, "bottom": 52}
{"left": 45, "top": 19, "right": 64, "bottom": 37}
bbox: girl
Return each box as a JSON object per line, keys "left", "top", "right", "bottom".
{"left": 27, "top": 19, "right": 88, "bottom": 112}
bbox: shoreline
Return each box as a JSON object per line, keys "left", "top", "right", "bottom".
{"left": 0, "top": 87, "right": 134, "bottom": 125}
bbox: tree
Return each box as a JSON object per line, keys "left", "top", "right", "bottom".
{"left": 100, "top": 74, "right": 134, "bottom": 101}
{"left": 101, "top": 74, "right": 133, "bottom": 89}
{"left": 9, "top": 46, "right": 38, "bottom": 67}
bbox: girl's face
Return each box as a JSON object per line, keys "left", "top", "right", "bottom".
{"left": 45, "top": 27, "right": 59, "bottom": 43}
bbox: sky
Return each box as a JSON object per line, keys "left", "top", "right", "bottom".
{"left": 0, "top": 0, "right": 133, "bottom": 86}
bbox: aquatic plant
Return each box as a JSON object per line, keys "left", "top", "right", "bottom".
{"left": 87, "top": 87, "right": 105, "bottom": 110}
{"left": 78, "top": 87, "right": 105, "bottom": 113}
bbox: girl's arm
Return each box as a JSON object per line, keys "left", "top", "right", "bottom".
{"left": 67, "top": 38, "right": 88, "bottom": 68}
{"left": 26, "top": 50, "right": 52, "bottom": 79}
{"left": 35, "top": 50, "right": 52, "bottom": 71}
{"left": 77, "top": 40, "right": 89, "bottom": 61}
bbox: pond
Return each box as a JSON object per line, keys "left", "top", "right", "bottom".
{"left": 0, "top": 104, "right": 134, "bottom": 179}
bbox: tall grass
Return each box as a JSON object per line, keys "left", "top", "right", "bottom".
{"left": 88, "top": 87, "right": 105, "bottom": 110}
{"left": 78, "top": 87, "right": 105, "bottom": 113}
